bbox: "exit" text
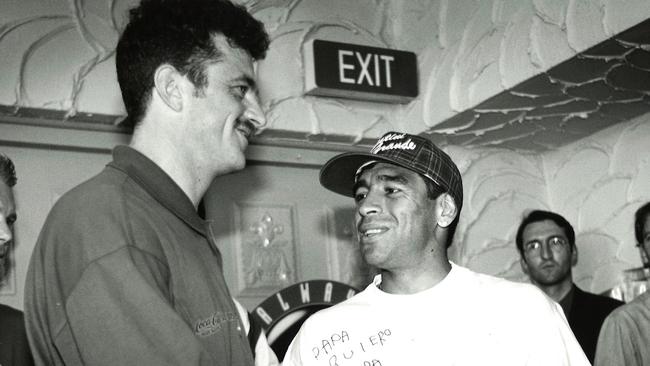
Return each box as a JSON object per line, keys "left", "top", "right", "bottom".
{"left": 338, "top": 50, "right": 395, "bottom": 88}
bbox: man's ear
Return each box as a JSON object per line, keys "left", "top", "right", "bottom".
{"left": 153, "top": 64, "right": 183, "bottom": 112}
{"left": 436, "top": 193, "right": 457, "bottom": 228}
{"left": 520, "top": 257, "right": 529, "bottom": 275}
{"left": 571, "top": 244, "right": 578, "bottom": 266}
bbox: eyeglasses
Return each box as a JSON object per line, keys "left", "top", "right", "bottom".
{"left": 523, "top": 236, "right": 569, "bottom": 254}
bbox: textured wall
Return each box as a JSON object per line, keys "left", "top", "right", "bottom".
{"left": 2, "top": 0, "right": 650, "bottom": 136}
{"left": 450, "top": 116, "right": 650, "bottom": 294}
{"left": 543, "top": 116, "right": 650, "bottom": 293}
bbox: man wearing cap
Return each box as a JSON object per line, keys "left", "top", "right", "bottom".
{"left": 282, "top": 132, "right": 589, "bottom": 365}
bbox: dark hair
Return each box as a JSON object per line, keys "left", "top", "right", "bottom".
{"left": 0, "top": 154, "right": 16, "bottom": 187}
{"left": 635, "top": 202, "right": 650, "bottom": 244}
{"left": 116, "top": 0, "right": 269, "bottom": 127}
{"left": 424, "top": 179, "right": 459, "bottom": 248}
{"left": 515, "top": 210, "right": 575, "bottom": 254}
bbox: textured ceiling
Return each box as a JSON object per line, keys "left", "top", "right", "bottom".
{"left": 420, "top": 18, "right": 650, "bottom": 151}
{"left": 2, "top": 5, "right": 649, "bottom": 154}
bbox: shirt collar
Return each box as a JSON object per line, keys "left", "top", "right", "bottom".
{"left": 109, "top": 145, "right": 207, "bottom": 236}
{"left": 372, "top": 261, "right": 457, "bottom": 293}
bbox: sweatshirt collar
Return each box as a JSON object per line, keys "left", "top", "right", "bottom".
{"left": 109, "top": 145, "right": 207, "bottom": 236}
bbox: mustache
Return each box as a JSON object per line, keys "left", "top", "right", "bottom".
{"left": 236, "top": 119, "right": 257, "bottom": 138}
{"left": 539, "top": 260, "right": 558, "bottom": 267}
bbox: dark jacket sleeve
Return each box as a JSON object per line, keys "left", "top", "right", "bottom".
{"left": 0, "top": 305, "right": 35, "bottom": 366}
{"left": 569, "top": 286, "right": 624, "bottom": 363}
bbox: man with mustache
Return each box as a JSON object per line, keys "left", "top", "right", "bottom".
{"left": 283, "top": 132, "right": 589, "bottom": 365}
{"left": 516, "top": 210, "right": 623, "bottom": 363}
{"left": 24, "top": 0, "right": 269, "bottom": 364}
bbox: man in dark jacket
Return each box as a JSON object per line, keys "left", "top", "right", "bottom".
{"left": 516, "top": 209, "right": 623, "bottom": 363}
{"left": 0, "top": 154, "right": 34, "bottom": 366}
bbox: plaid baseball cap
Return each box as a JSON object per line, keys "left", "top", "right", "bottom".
{"left": 319, "top": 131, "right": 463, "bottom": 210}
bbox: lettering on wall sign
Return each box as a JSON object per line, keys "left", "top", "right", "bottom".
{"left": 250, "top": 280, "right": 359, "bottom": 360}
{"left": 304, "top": 39, "right": 418, "bottom": 103}
{"left": 337, "top": 51, "right": 395, "bottom": 88}
{"left": 252, "top": 280, "right": 358, "bottom": 330}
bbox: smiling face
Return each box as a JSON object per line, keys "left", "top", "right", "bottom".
{"left": 0, "top": 181, "right": 16, "bottom": 281}
{"left": 520, "top": 219, "right": 576, "bottom": 287}
{"left": 181, "top": 34, "right": 266, "bottom": 176}
{"left": 353, "top": 163, "right": 438, "bottom": 272}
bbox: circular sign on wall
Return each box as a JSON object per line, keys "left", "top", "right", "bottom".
{"left": 251, "top": 280, "right": 359, "bottom": 359}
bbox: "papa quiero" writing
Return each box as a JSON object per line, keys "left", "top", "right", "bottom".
{"left": 312, "top": 328, "right": 392, "bottom": 366}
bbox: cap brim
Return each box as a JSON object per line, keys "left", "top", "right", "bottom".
{"left": 319, "top": 152, "right": 417, "bottom": 197}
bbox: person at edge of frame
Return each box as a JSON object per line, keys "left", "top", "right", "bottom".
{"left": 0, "top": 154, "right": 35, "bottom": 366}
{"left": 594, "top": 202, "right": 650, "bottom": 366}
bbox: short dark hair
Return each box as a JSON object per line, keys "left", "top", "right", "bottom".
{"left": 0, "top": 154, "right": 16, "bottom": 187}
{"left": 116, "top": 0, "right": 270, "bottom": 127}
{"left": 515, "top": 210, "right": 575, "bottom": 255}
{"left": 635, "top": 202, "right": 650, "bottom": 244}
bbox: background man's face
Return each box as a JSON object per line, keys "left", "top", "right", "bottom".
{"left": 520, "top": 219, "right": 576, "bottom": 287}
{"left": 0, "top": 181, "right": 16, "bottom": 281}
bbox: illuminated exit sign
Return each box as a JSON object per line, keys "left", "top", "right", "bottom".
{"left": 304, "top": 39, "right": 418, "bottom": 103}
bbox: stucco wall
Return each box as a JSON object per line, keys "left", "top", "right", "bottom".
{"left": 543, "top": 116, "right": 650, "bottom": 293}
{"left": 2, "top": 0, "right": 650, "bottom": 134}
{"left": 450, "top": 116, "right": 650, "bottom": 295}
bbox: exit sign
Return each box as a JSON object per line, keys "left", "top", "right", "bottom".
{"left": 304, "top": 39, "right": 418, "bottom": 103}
